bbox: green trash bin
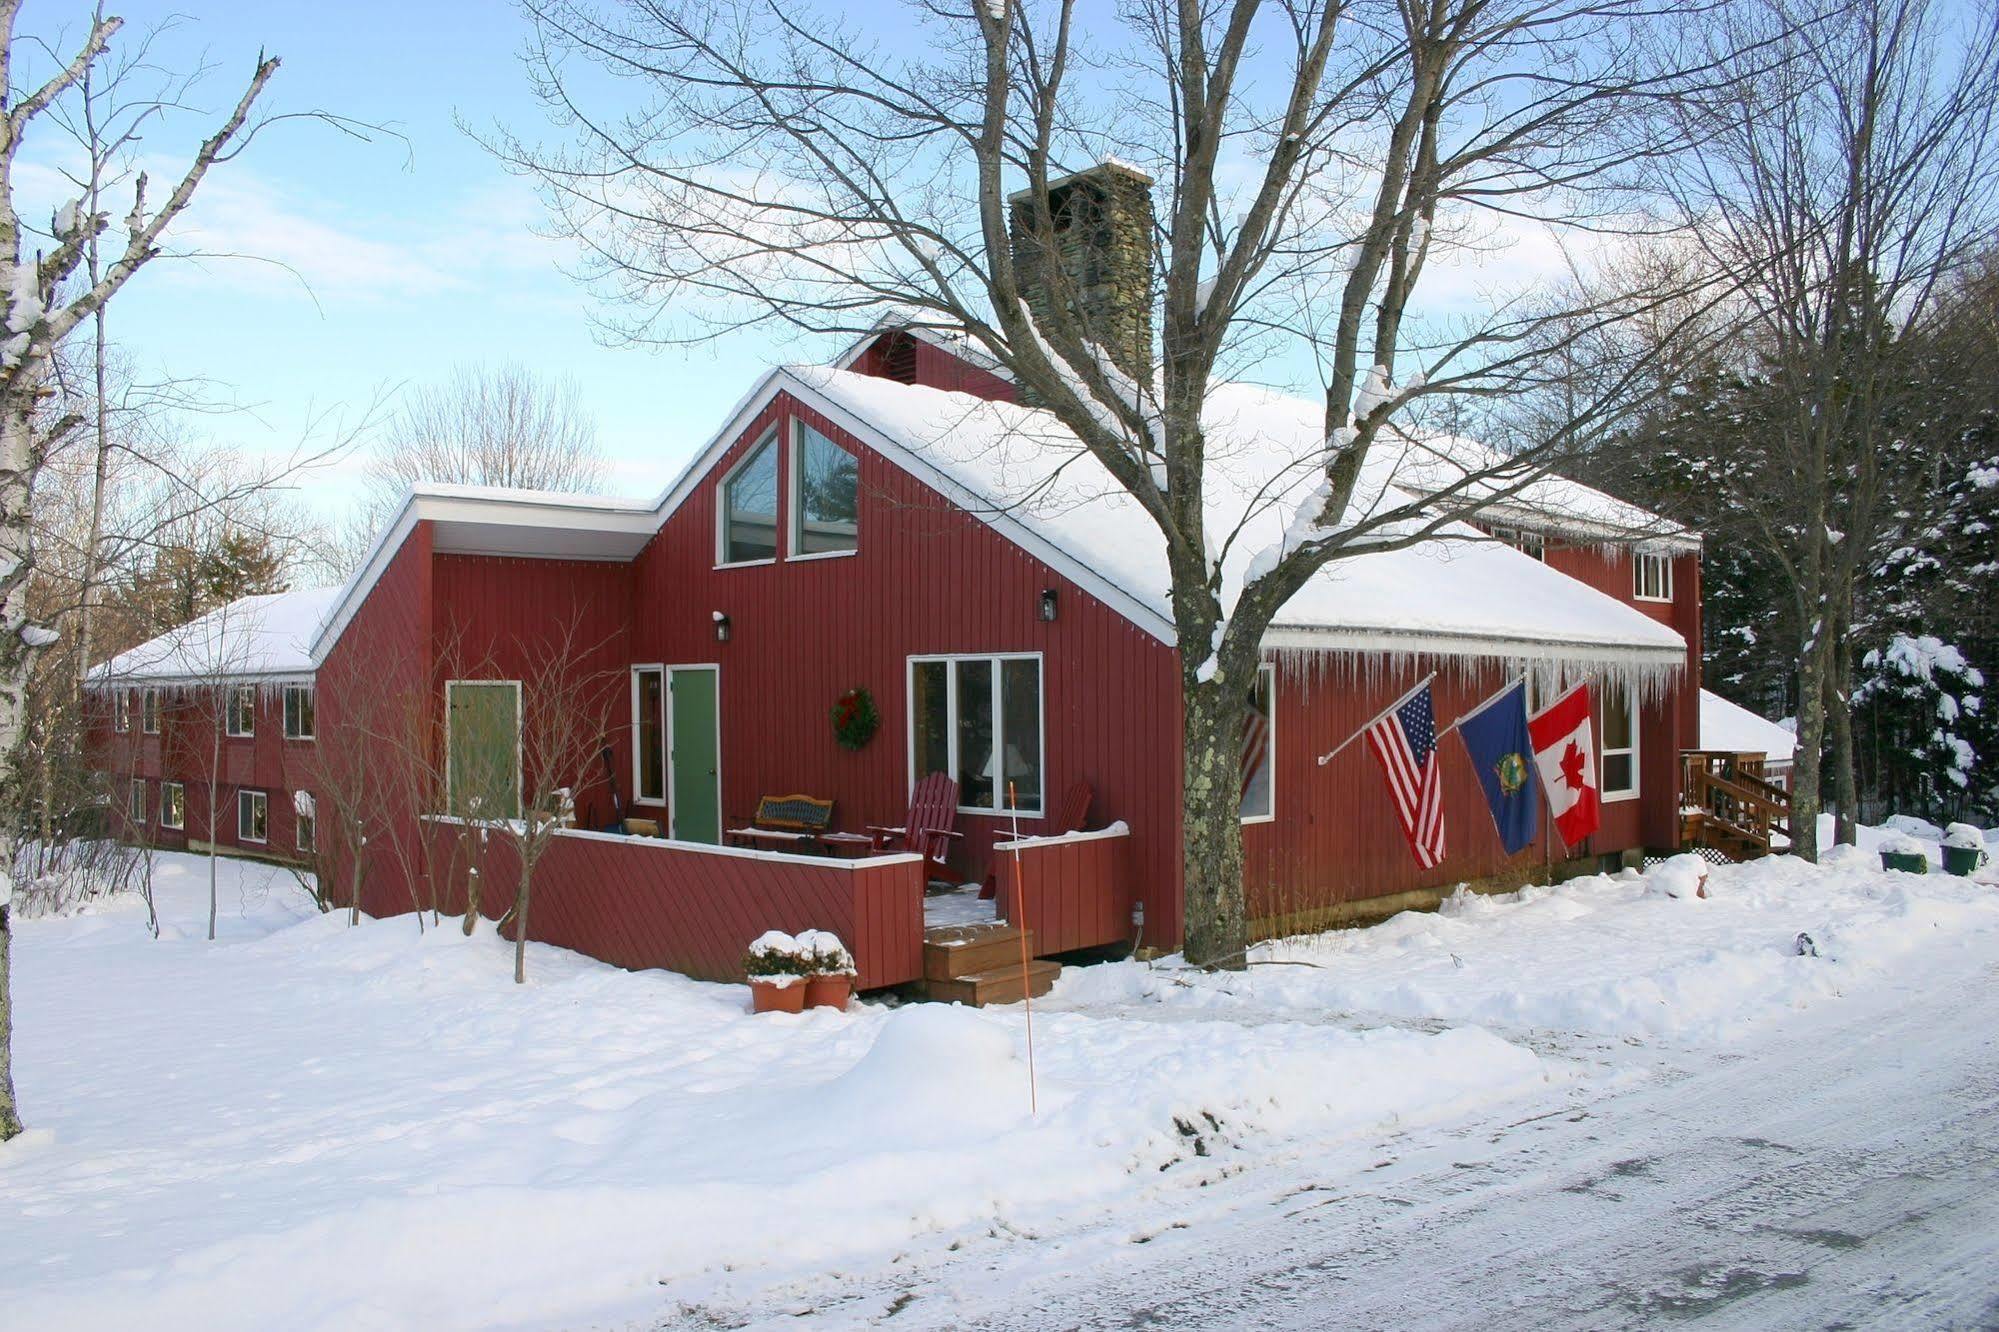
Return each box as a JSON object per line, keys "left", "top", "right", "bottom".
{"left": 1879, "top": 850, "right": 1928, "bottom": 874}
{"left": 1942, "top": 844, "right": 1987, "bottom": 877}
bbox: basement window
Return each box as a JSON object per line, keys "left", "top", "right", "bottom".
{"left": 295, "top": 792, "right": 316, "bottom": 853}
{"left": 718, "top": 432, "right": 780, "bottom": 565}
{"left": 284, "top": 685, "right": 315, "bottom": 740}
{"left": 1633, "top": 552, "right": 1672, "bottom": 602}
{"left": 1601, "top": 686, "right": 1639, "bottom": 801}
{"left": 128, "top": 778, "right": 147, "bottom": 825}
{"left": 160, "top": 781, "right": 185, "bottom": 831}
{"left": 1241, "top": 664, "right": 1275, "bottom": 823}
{"left": 909, "top": 654, "right": 1043, "bottom": 816}
{"left": 790, "top": 421, "right": 859, "bottom": 557}
{"left": 226, "top": 685, "right": 255, "bottom": 738}
{"left": 238, "top": 789, "right": 269, "bottom": 844}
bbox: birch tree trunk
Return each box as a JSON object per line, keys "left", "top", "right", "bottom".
{"left": 0, "top": 403, "right": 36, "bottom": 1139}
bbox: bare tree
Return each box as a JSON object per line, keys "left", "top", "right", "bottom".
{"left": 496, "top": 0, "right": 1752, "bottom": 965}
{"left": 0, "top": 3, "right": 282, "bottom": 1143}
{"left": 502, "top": 614, "right": 621, "bottom": 983}
{"left": 1651, "top": 0, "right": 1999, "bottom": 860}
{"left": 340, "top": 363, "right": 608, "bottom": 567}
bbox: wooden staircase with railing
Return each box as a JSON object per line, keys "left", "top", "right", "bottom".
{"left": 1681, "top": 750, "right": 1794, "bottom": 862}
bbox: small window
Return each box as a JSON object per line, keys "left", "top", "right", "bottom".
{"left": 113, "top": 691, "right": 131, "bottom": 733}
{"left": 128, "top": 778, "right": 147, "bottom": 824}
{"left": 790, "top": 421, "right": 859, "bottom": 556}
{"left": 283, "top": 685, "right": 315, "bottom": 740}
{"left": 160, "top": 781, "right": 185, "bottom": 831}
{"left": 226, "top": 685, "right": 256, "bottom": 737}
{"left": 1633, "top": 552, "right": 1672, "bottom": 602}
{"left": 718, "top": 433, "right": 779, "bottom": 564}
{"left": 1601, "top": 685, "right": 1638, "bottom": 800}
{"left": 294, "top": 792, "right": 316, "bottom": 853}
{"left": 632, "top": 666, "right": 665, "bottom": 804}
{"left": 142, "top": 687, "right": 161, "bottom": 735}
{"left": 908, "top": 654, "right": 1043, "bottom": 815}
{"left": 1241, "top": 663, "right": 1275, "bottom": 822}
{"left": 238, "top": 789, "right": 269, "bottom": 843}
{"left": 1491, "top": 525, "right": 1545, "bottom": 560}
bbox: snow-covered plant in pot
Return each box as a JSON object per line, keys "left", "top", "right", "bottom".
{"left": 1877, "top": 833, "right": 1929, "bottom": 875}
{"left": 795, "top": 929, "right": 857, "bottom": 1010}
{"left": 1941, "top": 823, "right": 1989, "bottom": 877}
{"left": 744, "top": 931, "right": 810, "bottom": 1014}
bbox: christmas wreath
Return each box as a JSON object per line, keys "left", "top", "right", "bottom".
{"left": 831, "top": 686, "right": 880, "bottom": 751}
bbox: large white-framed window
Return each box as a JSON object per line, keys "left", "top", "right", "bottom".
{"left": 159, "top": 781, "right": 185, "bottom": 831}
{"left": 1633, "top": 551, "right": 1673, "bottom": 602}
{"left": 283, "top": 684, "right": 315, "bottom": 740}
{"left": 225, "top": 684, "right": 256, "bottom": 737}
{"left": 908, "top": 653, "right": 1044, "bottom": 816}
{"left": 717, "top": 430, "right": 780, "bottom": 566}
{"left": 789, "top": 420, "right": 859, "bottom": 559}
{"left": 237, "top": 789, "right": 269, "bottom": 844}
{"left": 142, "top": 687, "right": 161, "bottom": 735}
{"left": 1241, "top": 663, "right": 1276, "bottom": 823}
{"left": 1600, "top": 684, "right": 1639, "bottom": 801}
{"left": 630, "top": 664, "right": 666, "bottom": 805}
{"left": 294, "top": 791, "right": 316, "bottom": 853}
{"left": 128, "top": 777, "right": 147, "bottom": 824}
{"left": 113, "top": 690, "right": 131, "bottom": 733}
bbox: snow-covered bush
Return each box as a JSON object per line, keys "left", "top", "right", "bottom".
{"left": 1854, "top": 634, "right": 1991, "bottom": 823}
{"left": 10, "top": 838, "right": 153, "bottom": 923}
{"left": 743, "top": 930, "right": 810, "bottom": 985}
{"left": 1943, "top": 822, "right": 1986, "bottom": 851}
{"left": 793, "top": 929, "right": 856, "bottom": 977}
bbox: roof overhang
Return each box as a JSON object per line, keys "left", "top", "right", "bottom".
{"left": 1261, "top": 623, "right": 1689, "bottom": 670}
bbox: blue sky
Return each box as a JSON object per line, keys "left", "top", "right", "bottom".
{"left": 14, "top": 0, "right": 798, "bottom": 513}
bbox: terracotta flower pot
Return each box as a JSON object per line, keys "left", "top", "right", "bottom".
{"left": 750, "top": 978, "right": 806, "bottom": 1014}
{"left": 803, "top": 973, "right": 854, "bottom": 1010}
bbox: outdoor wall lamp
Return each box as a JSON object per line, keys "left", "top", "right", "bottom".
{"left": 713, "top": 611, "right": 731, "bottom": 642}
{"left": 1039, "top": 588, "right": 1059, "bottom": 622}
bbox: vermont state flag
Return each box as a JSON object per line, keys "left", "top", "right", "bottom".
{"left": 1458, "top": 679, "right": 1541, "bottom": 855}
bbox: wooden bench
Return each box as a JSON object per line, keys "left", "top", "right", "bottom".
{"left": 726, "top": 794, "right": 836, "bottom": 851}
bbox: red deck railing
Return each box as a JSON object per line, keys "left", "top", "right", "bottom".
{"left": 991, "top": 823, "right": 1134, "bottom": 956}
{"left": 421, "top": 819, "right": 927, "bottom": 990}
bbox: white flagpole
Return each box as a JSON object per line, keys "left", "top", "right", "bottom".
{"left": 1316, "top": 672, "right": 1439, "bottom": 767}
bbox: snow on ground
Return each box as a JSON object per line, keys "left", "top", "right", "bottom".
{"left": 2, "top": 852, "right": 1548, "bottom": 1332}
{"left": 1058, "top": 830, "right": 1999, "bottom": 1044}
{"left": 3, "top": 831, "right": 1996, "bottom": 1329}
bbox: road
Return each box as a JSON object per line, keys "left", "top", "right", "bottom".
{"left": 690, "top": 948, "right": 1999, "bottom": 1331}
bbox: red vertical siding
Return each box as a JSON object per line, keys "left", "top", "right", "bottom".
{"left": 629, "top": 390, "right": 1186, "bottom": 948}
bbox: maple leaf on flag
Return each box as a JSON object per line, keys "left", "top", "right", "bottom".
{"left": 1559, "top": 739, "right": 1588, "bottom": 791}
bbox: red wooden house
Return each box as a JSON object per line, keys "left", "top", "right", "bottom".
{"left": 90, "top": 165, "right": 1707, "bottom": 990}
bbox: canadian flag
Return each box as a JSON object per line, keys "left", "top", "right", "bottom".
{"left": 1527, "top": 682, "right": 1602, "bottom": 847}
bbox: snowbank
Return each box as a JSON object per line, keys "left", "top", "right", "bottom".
{"left": 1, "top": 852, "right": 1552, "bottom": 1331}
{"left": 1058, "top": 839, "right": 1999, "bottom": 1044}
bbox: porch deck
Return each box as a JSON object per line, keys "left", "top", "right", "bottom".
{"left": 418, "top": 816, "right": 1133, "bottom": 993}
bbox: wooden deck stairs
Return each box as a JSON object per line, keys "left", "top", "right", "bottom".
{"left": 1681, "top": 750, "right": 1794, "bottom": 863}
{"left": 922, "top": 921, "right": 1060, "bottom": 1007}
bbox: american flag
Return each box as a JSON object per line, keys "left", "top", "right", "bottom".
{"left": 1365, "top": 683, "right": 1446, "bottom": 868}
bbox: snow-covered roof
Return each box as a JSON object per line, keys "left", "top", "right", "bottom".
{"left": 1395, "top": 433, "right": 1698, "bottom": 552}
{"left": 1699, "top": 689, "right": 1797, "bottom": 762}
{"left": 89, "top": 586, "right": 341, "bottom": 686}
{"left": 674, "top": 365, "right": 1687, "bottom": 674}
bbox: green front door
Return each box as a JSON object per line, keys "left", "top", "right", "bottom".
{"left": 669, "top": 666, "right": 721, "bottom": 843}
{"left": 447, "top": 681, "right": 521, "bottom": 819}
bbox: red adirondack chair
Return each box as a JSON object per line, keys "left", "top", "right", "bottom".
{"left": 980, "top": 778, "right": 1094, "bottom": 898}
{"left": 870, "top": 772, "right": 964, "bottom": 881}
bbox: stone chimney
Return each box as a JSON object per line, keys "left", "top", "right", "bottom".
{"left": 1008, "top": 159, "right": 1156, "bottom": 389}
